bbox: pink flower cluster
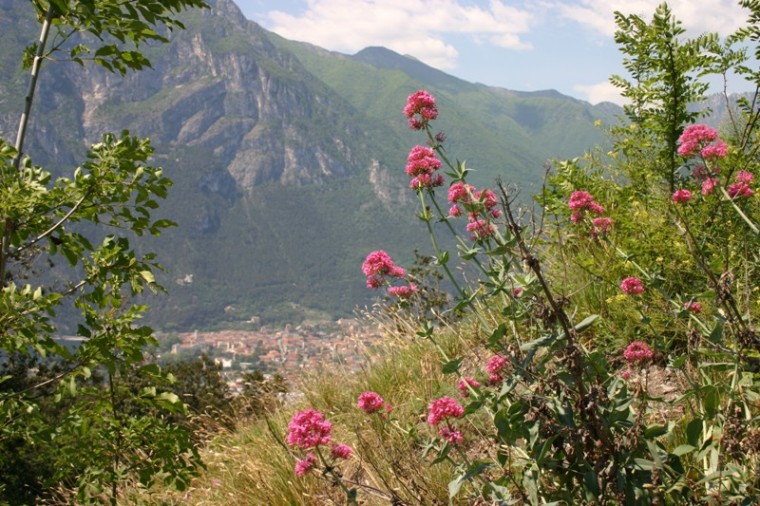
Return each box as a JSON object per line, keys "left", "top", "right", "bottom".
{"left": 357, "top": 391, "right": 392, "bottom": 414}
{"left": 456, "top": 376, "right": 481, "bottom": 398}
{"left": 362, "top": 250, "right": 405, "bottom": 289}
{"left": 288, "top": 409, "right": 353, "bottom": 477}
{"left": 388, "top": 284, "right": 418, "bottom": 299}
{"left": 728, "top": 170, "right": 755, "bottom": 198}
{"left": 295, "top": 453, "right": 318, "bottom": 477}
{"left": 406, "top": 145, "right": 444, "bottom": 190}
{"left": 620, "top": 276, "right": 644, "bottom": 295}
{"left": 485, "top": 354, "right": 508, "bottom": 384}
{"left": 623, "top": 341, "right": 654, "bottom": 365}
{"left": 287, "top": 408, "right": 333, "bottom": 449}
{"left": 427, "top": 396, "right": 464, "bottom": 426}
{"left": 684, "top": 300, "right": 702, "bottom": 314}
{"left": 568, "top": 190, "right": 612, "bottom": 237}
{"left": 427, "top": 396, "right": 465, "bottom": 446}
{"left": 677, "top": 124, "right": 727, "bottom": 159}
{"left": 404, "top": 89, "right": 439, "bottom": 130}
{"left": 448, "top": 182, "right": 500, "bottom": 240}
{"left": 671, "top": 188, "right": 692, "bottom": 203}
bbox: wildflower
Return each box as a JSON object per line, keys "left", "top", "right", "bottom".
{"left": 736, "top": 170, "right": 754, "bottom": 184}
{"left": 331, "top": 444, "right": 353, "bottom": 460}
{"left": 362, "top": 250, "right": 405, "bottom": 289}
{"left": 388, "top": 283, "right": 417, "bottom": 299}
{"left": 466, "top": 217, "right": 496, "bottom": 240}
{"left": 409, "top": 173, "right": 444, "bottom": 189}
{"left": 512, "top": 287, "right": 524, "bottom": 298}
{"left": 587, "top": 202, "right": 605, "bottom": 215}
{"left": 684, "top": 300, "right": 702, "bottom": 314}
{"left": 485, "top": 355, "right": 508, "bottom": 375}
{"left": 620, "top": 276, "right": 644, "bottom": 295}
{"left": 405, "top": 146, "right": 441, "bottom": 176}
{"left": 621, "top": 369, "right": 632, "bottom": 380}
{"left": 448, "top": 181, "right": 474, "bottom": 204}
{"left": 677, "top": 124, "right": 719, "bottom": 157}
{"left": 623, "top": 341, "right": 654, "bottom": 365}
{"left": 287, "top": 409, "right": 332, "bottom": 449}
{"left": 671, "top": 189, "right": 692, "bottom": 203}
{"left": 701, "top": 177, "right": 718, "bottom": 196}
{"left": 427, "top": 396, "right": 464, "bottom": 426}
{"left": 456, "top": 377, "right": 481, "bottom": 398}
{"left": 294, "top": 453, "right": 318, "bottom": 477}
{"left": 728, "top": 182, "right": 754, "bottom": 198}
{"left": 438, "top": 426, "right": 464, "bottom": 445}
{"left": 591, "top": 217, "right": 613, "bottom": 235}
{"left": 404, "top": 89, "right": 438, "bottom": 130}
{"left": 568, "top": 190, "right": 595, "bottom": 210}
{"left": 357, "top": 391, "right": 386, "bottom": 414}
{"left": 448, "top": 204, "right": 462, "bottom": 217}
{"left": 700, "top": 140, "right": 727, "bottom": 159}
{"left": 487, "top": 373, "right": 502, "bottom": 384}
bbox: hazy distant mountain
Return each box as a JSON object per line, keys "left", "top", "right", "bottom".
{"left": 0, "top": 0, "right": 624, "bottom": 328}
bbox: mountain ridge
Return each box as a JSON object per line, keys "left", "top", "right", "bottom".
{"left": 0, "top": 0, "right": 624, "bottom": 328}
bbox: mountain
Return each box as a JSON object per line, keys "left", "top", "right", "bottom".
{"left": 0, "top": 0, "right": 622, "bottom": 329}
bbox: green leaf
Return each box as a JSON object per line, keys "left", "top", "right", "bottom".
{"left": 686, "top": 418, "right": 703, "bottom": 447}
{"left": 672, "top": 444, "right": 695, "bottom": 456}
{"left": 441, "top": 358, "right": 463, "bottom": 374}
{"left": 644, "top": 423, "right": 669, "bottom": 438}
{"left": 139, "top": 270, "right": 156, "bottom": 284}
{"left": 573, "top": 314, "right": 599, "bottom": 332}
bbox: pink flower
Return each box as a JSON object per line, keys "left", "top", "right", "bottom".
{"left": 456, "top": 377, "right": 481, "bottom": 398}
{"left": 620, "top": 277, "right": 644, "bottom": 295}
{"left": 623, "top": 341, "right": 654, "bottom": 365}
{"left": 427, "top": 396, "right": 464, "bottom": 426}
{"left": 363, "top": 250, "right": 405, "bottom": 289}
{"left": 388, "top": 283, "right": 417, "bottom": 299}
{"left": 621, "top": 369, "right": 632, "bottom": 380}
{"left": 404, "top": 90, "right": 438, "bottom": 130}
{"left": 570, "top": 212, "right": 583, "bottom": 223}
{"left": 409, "top": 173, "right": 444, "bottom": 189}
{"left": 700, "top": 140, "right": 727, "bottom": 159}
{"left": 487, "top": 373, "right": 502, "bottom": 384}
{"left": 485, "top": 355, "right": 508, "bottom": 375}
{"left": 357, "top": 391, "right": 386, "bottom": 414}
{"left": 592, "top": 217, "right": 613, "bottom": 235}
{"left": 587, "top": 202, "right": 605, "bottom": 215}
{"left": 677, "top": 124, "right": 719, "bottom": 157}
{"left": 295, "top": 453, "right": 318, "bottom": 477}
{"left": 671, "top": 189, "right": 693, "bottom": 203}
{"left": 568, "top": 191, "right": 595, "bottom": 210}
{"left": 466, "top": 218, "right": 496, "bottom": 240}
{"left": 331, "top": 444, "right": 353, "bottom": 460}
{"left": 405, "top": 146, "right": 441, "bottom": 176}
{"left": 728, "top": 182, "right": 754, "bottom": 198}
{"left": 701, "top": 177, "right": 719, "bottom": 196}
{"left": 438, "top": 426, "right": 464, "bottom": 445}
{"left": 448, "top": 181, "right": 474, "bottom": 204}
{"left": 684, "top": 301, "right": 702, "bottom": 314}
{"left": 736, "top": 170, "right": 754, "bottom": 184}
{"left": 512, "top": 287, "right": 524, "bottom": 298}
{"left": 449, "top": 204, "right": 462, "bottom": 217}
{"left": 287, "top": 409, "right": 332, "bottom": 449}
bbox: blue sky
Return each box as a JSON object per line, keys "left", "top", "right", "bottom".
{"left": 233, "top": 1, "right": 750, "bottom": 104}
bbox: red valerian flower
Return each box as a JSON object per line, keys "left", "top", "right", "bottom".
{"left": 623, "top": 341, "right": 654, "bottom": 365}
{"left": 620, "top": 276, "right": 644, "bottom": 295}
{"left": 287, "top": 409, "right": 332, "bottom": 449}
{"left": 671, "top": 189, "right": 693, "bottom": 203}
{"left": 404, "top": 89, "right": 438, "bottom": 130}
{"left": 427, "top": 396, "right": 464, "bottom": 426}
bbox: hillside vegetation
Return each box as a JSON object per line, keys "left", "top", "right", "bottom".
{"left": 128, "top": 2, "right": 760, "bottom": 505}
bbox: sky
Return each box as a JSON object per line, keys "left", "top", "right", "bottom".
{"left": 233, "top": 1, "right": 751, "bottom": 105}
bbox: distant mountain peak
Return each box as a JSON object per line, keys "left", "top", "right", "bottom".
{"left": 350, "top": 46, "right": 468, "bottom": 89}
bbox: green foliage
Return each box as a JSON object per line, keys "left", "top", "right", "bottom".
{"left": 0, "top": 0, "right": 209, "bottom": 503}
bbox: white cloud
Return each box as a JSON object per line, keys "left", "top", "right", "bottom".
{"left": 263, "top": 0, "right": 536, "bottom": 70}
{"left": 574, "top": 80, "right": 626, "bottom": 105}
{"left": 550, "top": 0, "right": 747, "bottom": 38}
